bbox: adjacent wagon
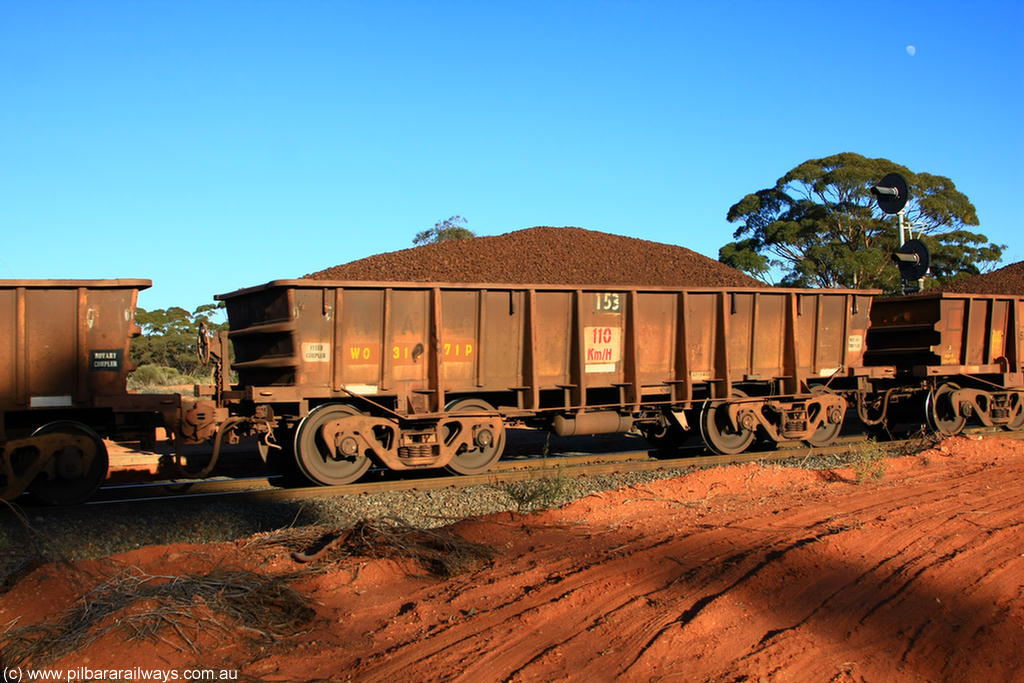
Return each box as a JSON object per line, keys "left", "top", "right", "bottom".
{"left": 0, "top": 279, "right": 179, "bottom": 503}
{"left": 865, "top": 291, "right": 1024, "bottom": 433}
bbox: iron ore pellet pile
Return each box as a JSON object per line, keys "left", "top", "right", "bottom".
{"left": 305, "top": 226, "right": 763, "bottom": 288}
{"left": 940, "top": 260, "right": 1024, "bottom": 295}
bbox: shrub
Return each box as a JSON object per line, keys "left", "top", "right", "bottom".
{"left": 127, "top": 364, "right": 209, "bottom": 392}
{"left": 851, "top": 441, "right": 888, "bottom": 483}
{"left": 497, "top": 471, "right": 572, "bottom": 513}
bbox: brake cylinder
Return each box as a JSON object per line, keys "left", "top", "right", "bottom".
{"left": 552, "top": 412, "right": 634, "bottom": 437}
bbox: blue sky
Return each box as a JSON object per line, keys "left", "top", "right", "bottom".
{"left": 2, "top": 1, "right": 1021, "bottom": 312}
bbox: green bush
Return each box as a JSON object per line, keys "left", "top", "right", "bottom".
{"left": 130, "top": 303, "right": 228, "bottom": 377}
{"left": 129, "top": 364, "right": 170, "bottom": 386}
{"left": 851, "top": 441, "right": 888, "bottom": 483}
{"left": 128, "top": 364, "right": 209, "bottom": 392}
{"left": 497, "top": 471, "right": 572, "bottom": 513}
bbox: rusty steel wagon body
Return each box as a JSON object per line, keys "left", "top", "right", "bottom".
{"left": 864, "top": 292, "right": 1024, "bottom": 434}
{"left": 212, "top": 279, "right": 878, "bottom": 485}
{"left": 9, "top": 275, "right": 1023, "bottom": 503}
{"left": 0, "top": 279, "right": 180, "bottom": 503}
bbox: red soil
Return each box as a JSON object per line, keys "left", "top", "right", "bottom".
{"left": 3, "top": 435, "right": 1023, "bottom": 682}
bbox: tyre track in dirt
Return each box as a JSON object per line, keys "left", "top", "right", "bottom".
{"left": 348, "top": 534, "right": 688, "bottom": 681}
{"left": 326, "top": 451, "right": 1024, "bottom": 683}
{"left": 632, "top": 465, "right": 1024, "bottom": 683}
{"left": 8, "top": 438, "right": 1022, "bottom": 683}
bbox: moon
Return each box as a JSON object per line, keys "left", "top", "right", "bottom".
{"left": 906, "top": 45, "right": 917, "bottom": 56}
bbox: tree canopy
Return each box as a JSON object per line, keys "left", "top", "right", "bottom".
{"left": 718, "top": 153, "right": 1004, "bottom": 291}
{"left": 131, "top": 302, "right": 227, "bottom": 377}
{"left": 413, "top": 215, "right": 476, "bottom": 245}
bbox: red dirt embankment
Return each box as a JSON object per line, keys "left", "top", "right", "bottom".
{"left": 3, "top": 435, "right": 1023, "bottom": 682}
{"left": 305, "top": 226, "right": 764, "bottom": 288}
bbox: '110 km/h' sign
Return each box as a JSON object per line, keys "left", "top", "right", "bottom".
{"left": 584, "top": 326, "right": 621, "bottom": 373}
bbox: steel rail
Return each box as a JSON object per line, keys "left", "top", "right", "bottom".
{"left": 82, "top": 428, "right": 1024, "bottom": 506}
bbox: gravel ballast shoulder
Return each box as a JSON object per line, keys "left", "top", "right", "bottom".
{"left": 0, "top": 443, "right": 880, "bottom": 584}
{"left": 0, "top": 470, "right": 695, "bottom": 581}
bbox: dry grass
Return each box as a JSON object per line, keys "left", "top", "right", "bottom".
{"left": 495, "top": 472, "right": 572, "bottom": 513}
{"left": 246, "top": 516, "right": 497, "bottom": 578}
{"left": 892, "top": 429, "right": 943, "bottom": 456}
{"left": 1, "top": 567, "right": 314, "bottom": 667}
{"left": 2, "top": 514, "right": 495, "bottom": 667}
{"left": 0, "top": 499, "right": 59, "bottom": 596}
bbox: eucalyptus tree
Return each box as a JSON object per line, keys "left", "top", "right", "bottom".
{"left": 413, "top": 215, "right": 476, "bottom": 245}
{"left": 719, "top": 153, "right": 1003, "bottom": 291}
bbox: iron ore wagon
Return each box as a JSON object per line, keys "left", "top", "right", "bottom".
{"left": 864, "top": 291, "right": 1024, "bottom": 434}
{"left": 210, "top": 279, "right": 878, "bottom": 486}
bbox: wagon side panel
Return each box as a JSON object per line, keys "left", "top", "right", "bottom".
{"left": 749, "top": 292, "right": 785, "bottom": 381}
{"left": 82, "top": 287, "right": 142, "bottom": 399}
{"left": 728, "top": 292, "right": 754, "bottom": 381}
{"left": 531, "top": 291, "right": 573, "bottom": 388}
{"left": 793, "top": 292, "right": 874, "bottom": 381}
{"left": 336, "top": 288, "right": 385, "bottom": 393}
{"left": 579, "top": 289, "right": 627, "bottom": 387}
{"left": 0, "top": 288, "right": 14, "bottom": 408}
{"left": 937, "top": 295, "right": 1024, "bottom": 374}
{"left": 0, "top": 282, "right": 147, "bottom": 414}
{"left": 635, "top": 292, "right": 675, "bottom": 384}
{"left": 479, "top": 290, "right": 523, "bottom": 392}
{"left": 683, "top": 292, "right": 719, "bottom": 394}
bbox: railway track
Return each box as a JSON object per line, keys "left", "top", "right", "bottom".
{"left": 89, "top": 448, "right": 663, "bottom": 504}
{"left": 80, "top": 428, "right": 1024, "bottom": 506}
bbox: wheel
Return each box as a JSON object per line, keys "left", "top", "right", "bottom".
{"left": 1003, "top": 391, "right": 1024, "bottom": 431}
{"left": 926, "top": 383, "right": 966, "bottom": 436}
{"left": 699, "top": 391, "right": 756, "bottom": 455}
{"left": 804, "top": 386, "right": 845, "bottom": 447}
{"left": 443, "top": 398, "right": 506, "bottom": 475}
{"left": 294, "top": 404, "right": 372, "bottom": 486}
{"left": 27, "top": 421, "right": 108, "bottom": 505}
